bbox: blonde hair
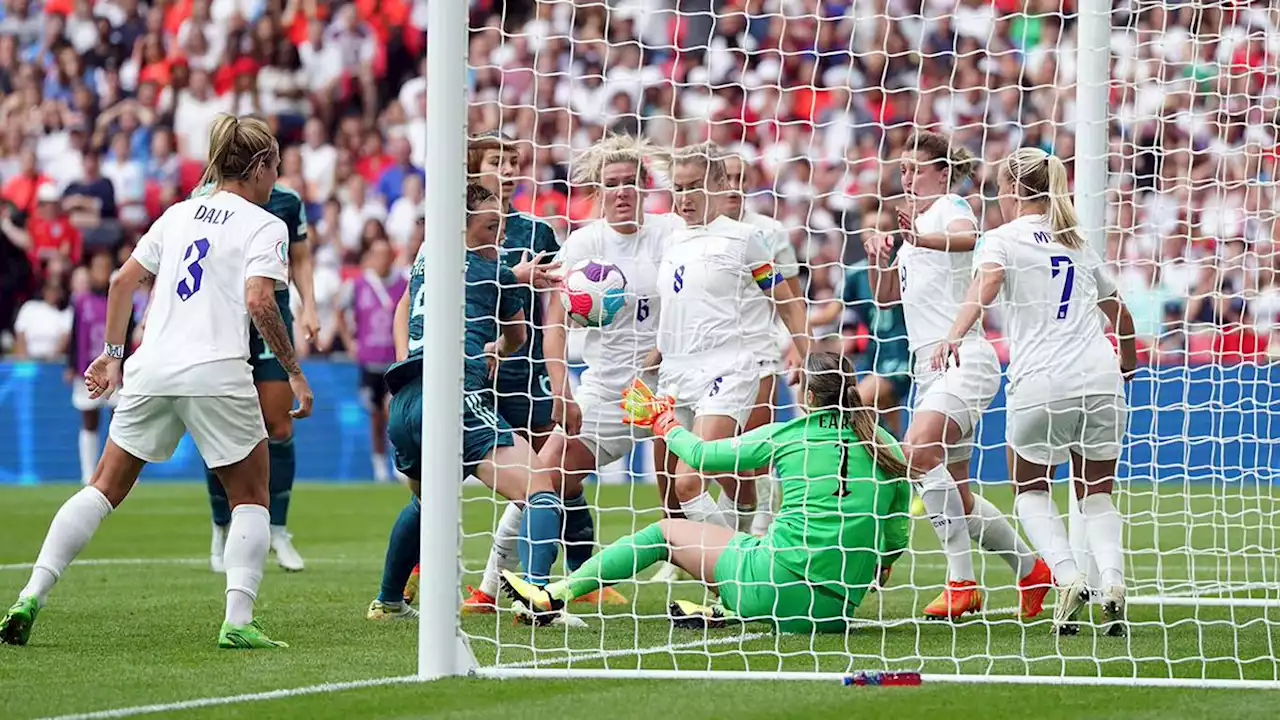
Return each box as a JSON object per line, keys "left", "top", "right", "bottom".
{"left": 571, "top": 134, "right": 653, "bottom": 191}
{"left": 906, "top": 130, "right": 978, "bottom": 188}
{"left": 1002, "top": 147, "right": 1083, "bottom": 249}
{"left": 199, "top": 114, "right": 278, "bottom": 188}
{"left": 660, "top": 141, "right": 728, "bottom": 188}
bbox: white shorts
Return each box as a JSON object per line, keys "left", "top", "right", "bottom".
{"left": 1008, "top": 395, "right": 1127, "bottom": 467}
{"left": 912, "top": 337, "right": 1001, "bottom": 462}
{"left": 665, "top": 369, "right": 762, "bottom": 431}
{"left": 574, "top": 378, "right": 652, "bottom": 467}
{"left": 109, "top": 394, "right": 267, "bottom": 468}
{"left": 72, "top": 382, "right": 119, "bottom": 412}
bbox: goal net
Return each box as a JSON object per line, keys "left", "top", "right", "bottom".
{"left": 424, "top": 0, "right": 1280, "bottom": 687}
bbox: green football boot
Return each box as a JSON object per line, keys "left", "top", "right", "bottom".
{"left": 218, "top": 620, "right": 289, "bottom": 649}
{"left": 0, "top": 596, "right": 40, "bottom": 646}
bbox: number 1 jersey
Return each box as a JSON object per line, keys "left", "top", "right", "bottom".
{"left": 975, "top": 214, "right": 1123, "bottom": 407}
{"left": 124, "top": 192, "right": 290, "bottom": 398}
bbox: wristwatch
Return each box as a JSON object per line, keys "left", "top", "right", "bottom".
{"left": 103, "top": 342, "right": 125, "bottom": 360}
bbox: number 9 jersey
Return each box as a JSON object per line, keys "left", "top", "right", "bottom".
{"left": 975, "top": 214, "right": 1124, "bottom": 409}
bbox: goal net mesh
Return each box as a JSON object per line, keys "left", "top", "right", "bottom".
{"left": 454, "top": 0, "right": 1280, "bottom": 683}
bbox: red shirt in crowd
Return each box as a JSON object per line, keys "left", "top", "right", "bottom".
{"left": 28, "top": 215, "right": 81, "bottom": 266}
{"left": 2, "top": 174, "right": 47, "bottom": 216}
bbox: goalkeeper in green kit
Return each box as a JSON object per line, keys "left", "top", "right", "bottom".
{"left": 502, "top": 353, "right": 912, "bottom": 633}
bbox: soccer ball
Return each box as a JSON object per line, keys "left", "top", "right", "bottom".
{"left": 561, "top": 259, "right": 628, "bottom": 327}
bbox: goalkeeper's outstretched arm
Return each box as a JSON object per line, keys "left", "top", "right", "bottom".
{"left": 662, "top": 422, "right": 779, "bottom": 476}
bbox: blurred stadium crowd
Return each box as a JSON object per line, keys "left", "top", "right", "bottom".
{"left": 4, "top": 0, "right": 1279, "bottom": 366}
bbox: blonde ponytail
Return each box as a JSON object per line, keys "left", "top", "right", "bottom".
{"left": 197, "top": 114, "right": 278, "bottom": 190}
{"left": 1002, "top": 148, "right": 1082, "bottom": 249}
{"left": 1045, "top": 155, "right": 1083, "bottom": 249}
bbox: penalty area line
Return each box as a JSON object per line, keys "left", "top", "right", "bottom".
{"left": 0, "top": 557, "right": 375, "bottom": 572}
{"left": 34, "top": 675, "right": 421, "bottom": 720}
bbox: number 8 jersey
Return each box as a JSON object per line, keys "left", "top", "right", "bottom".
{"left": 975, "top": 214, "right": 1124, "bottom": 407}
{"left": 123, "top": 192, "right": 290, "bottom": 398}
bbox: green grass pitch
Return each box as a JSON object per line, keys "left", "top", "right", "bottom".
{"left": 1, "top": 482, "right": 1278, "bottom": 719}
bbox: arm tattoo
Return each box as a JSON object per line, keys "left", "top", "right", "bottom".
{"left": 249, "top": 303, "right": 301, "bottom": 376}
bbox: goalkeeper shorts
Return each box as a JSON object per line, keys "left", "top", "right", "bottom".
{"left": 387, "top": 378, "right": 515, "bottom": 480}
{"left": 714, "top": 534, "right": 865, "bottom": 634}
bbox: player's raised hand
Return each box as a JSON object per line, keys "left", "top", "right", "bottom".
{"left": 84, "top": 355, "right": 122, "bottom": 400}
{"left": 287, "top": 372, "right": 314, "bottom": 419}
{"left": 896, "top": 208, "right": 917, "bottom": 245}
{"left": 862, "top": 231, "right": 894, "bottom": 265}
{"left": 512, "top": 251, "right": 562, "bottom": 290}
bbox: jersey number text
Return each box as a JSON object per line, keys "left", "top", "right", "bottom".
{"left": 1049, "top": 255, "right": 1075, "bottom": 320}
{"left": 176, "top": 238, "right": 210, "bottom": 301}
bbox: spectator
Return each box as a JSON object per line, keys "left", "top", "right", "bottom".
{"left": 102, "top": 132, "right": 148, "bottom": 229}
{"left": 374, "top": 136, "right": 423, "bottom": 205}
{"left": 300, "top": 117, "right": 337, "bottom": 203}
{"left": 2, "top": 148, "right": 46, "bottom": 215}
{"left": 173, "top": 70, "right": 230, "bottom": 161}
{"left": 12, "top": 279, "right": 72, "bottom": 360}
{"left": 385, "top": 172, "right": 423, "bottom": 252}
{"left": 337, "top": 174, "right": 386, "bottom": 257}
{"left": 21, "top": 182, "right": 82, "bottom": 267}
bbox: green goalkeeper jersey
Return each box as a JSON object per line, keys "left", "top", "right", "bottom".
{"left": 664, "top": 411, "right": 912, "bottom": 600}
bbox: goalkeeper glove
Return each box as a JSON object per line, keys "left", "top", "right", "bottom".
{"left": 620, "top": 378, "right": 679, "bottom": 436}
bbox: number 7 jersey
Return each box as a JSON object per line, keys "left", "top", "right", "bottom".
{"left": 975, "top": 214, "right": 1124, "bottom": 407}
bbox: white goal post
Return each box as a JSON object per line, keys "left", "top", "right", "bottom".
{"left": 422, "top": 0, "right": 1280, "bottom": 688}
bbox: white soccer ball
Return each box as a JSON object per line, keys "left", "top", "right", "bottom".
{"left": 561, "top": 258, "right": 629, "bottom": 328}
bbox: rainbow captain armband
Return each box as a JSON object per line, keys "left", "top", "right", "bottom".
{"left": 751, "top": 263, "right": 783, "bottom": 290}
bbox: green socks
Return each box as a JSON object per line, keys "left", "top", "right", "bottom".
{"left": 547, "top": 523, "right": 669, "bottom": 603}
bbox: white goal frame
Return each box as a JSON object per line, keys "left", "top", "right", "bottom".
{"left": 418, "top": 0, "right": 1280, "bottom": 688}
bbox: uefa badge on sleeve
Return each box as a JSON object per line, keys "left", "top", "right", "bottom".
{"left": 276, "top": 240, "right": 289, "bottom": 267}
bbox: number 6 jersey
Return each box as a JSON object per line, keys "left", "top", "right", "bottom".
{"left": 124, "top": 191, "right": 290, "bottom": 398}
{"left": 556, "top": 213, "right": 684, "bottom": 394}
{"left": 975, "top": 214, "right": 1124, "bottom": 407}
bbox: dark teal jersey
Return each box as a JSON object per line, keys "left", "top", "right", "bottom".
{"left": 497, "top": 211, "right": 558, "bottom": 377}
{"left": 844, "top": 261, "right": 910, "bottom": 376}
{"left": 385, "top": 248, "right": 522, "bottom": 393}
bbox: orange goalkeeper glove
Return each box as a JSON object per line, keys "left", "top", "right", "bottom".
{"left": 619, "top": 378, "right": 678, "bottom": 436}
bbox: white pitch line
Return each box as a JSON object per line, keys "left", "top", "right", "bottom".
{"left": 33, "top": 675, "right": 420, "bottom": 720}
{"left": 494, "top": 631, "right": 776, "bottom": 669}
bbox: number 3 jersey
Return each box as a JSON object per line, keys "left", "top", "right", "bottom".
{"left": 124, "top": 191, "right": 290, "bottom": 398}
{"left": 975, "top": 214, "right": 1123, "bottom": 407}
{"left": 556, "top": 213, "right": 684, "bottom": 394}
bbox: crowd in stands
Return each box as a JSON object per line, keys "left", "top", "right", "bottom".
{"left": 4, "top": 0, "right": 1279, "bottom": 366}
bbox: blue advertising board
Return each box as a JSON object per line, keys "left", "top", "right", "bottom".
{"left": 0, "top": 361, "right": 1276, "bottom": 485}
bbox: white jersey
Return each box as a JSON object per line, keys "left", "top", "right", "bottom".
{"left": 898, "top": 193, "right": 981, "bottom": 352}
{"left": 124, "top": 191, "right": 290, "bottom": 398}
{"left": 557, "top": 213, "right": 684, "bottom": 392}
{"left": 741, "top": 210, "right": 799, "bottom": 360}
{"left": 975, "top": 214, "right": 1124, "bottom": 407}
{"left": 657, "top": 214, "right": 782, "bottom": 389}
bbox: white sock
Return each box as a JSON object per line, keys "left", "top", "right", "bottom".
{"left": 967, "top": 493, "right": 1038, "bottom": 580}
{"left": 20, "top": 486, "right": 113, "bottom": 605}
{"left": 371, "top": 453, "right": 389, "bottom": 483}
{"left": 1080, "top": 493, "right": 1125, "bottom": 589}
{"left": 751, "top": 477, "right": 775, "bottom": 536}
{"left": 78, "top": 430, "right": 98, "bottom": 485}
{"left": 915, "top": 464, "right": 975, "bottom": 583}
{"left": 224, "top": 504, "right": 270, "bottom": 626}
{"left": 680, "top": 492, "right": 730, "bottom": 528}
{"left": 1014, "top": 490, "right": 1080, "bottom": 587}
{"left": 714, "top": 487, "right": 756, "bottom": 534}
{"left": 478, "top": 502, "right": 523, "bottom": 597}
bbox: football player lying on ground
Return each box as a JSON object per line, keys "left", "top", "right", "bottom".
{"left": 502, "top": 352, "right": 911, "bottom": 632}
